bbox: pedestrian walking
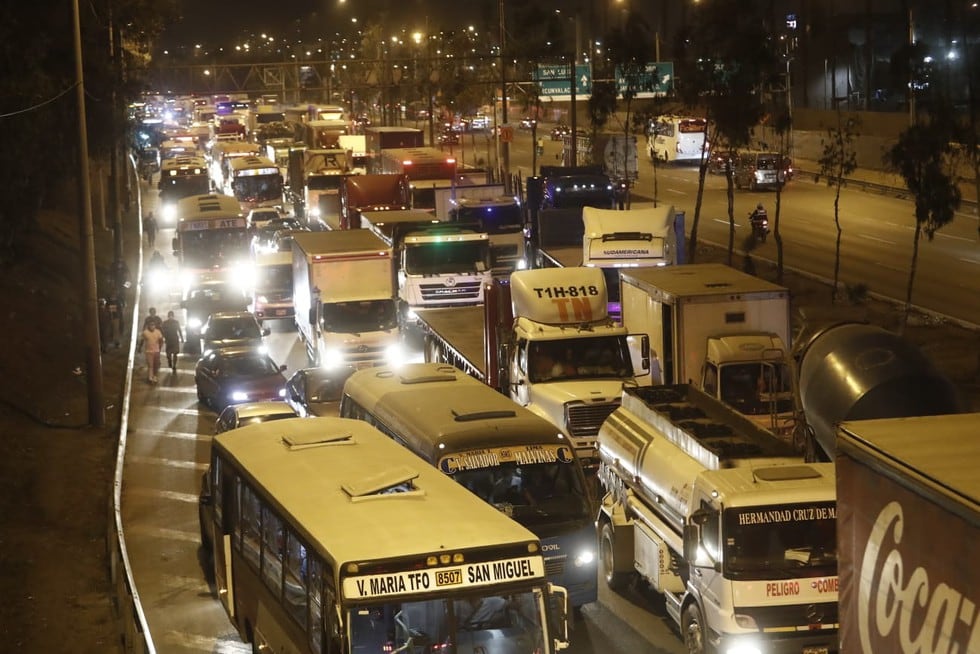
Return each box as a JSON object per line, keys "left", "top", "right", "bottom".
{"left": 142, "top": 307, "right": 163, "bottom": 331}
{"left": 106, "top": 294, "right": 122, "bottom": 347}
{"left": 138, "top": 322, "right": 164, "bottom": 383}
{"left": 161, "top": 310, "right": 184, "bottom": 373}
{"left": 143, "top": 212, "right": 158, "bottom": 248}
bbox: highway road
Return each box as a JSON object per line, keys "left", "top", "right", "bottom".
{"left": 119, "top": 126, "right": 977, "bottom": 653}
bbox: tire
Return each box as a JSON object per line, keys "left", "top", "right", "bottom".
{"left": 682, "top": 603, "right": 708, "bottom": 654}
{"left": 600, "top": 522, "right": 630, "bottom": 592}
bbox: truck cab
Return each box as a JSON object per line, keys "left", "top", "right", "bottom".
{"left": 448, "top": 196, "right": 526, "bottom": 276}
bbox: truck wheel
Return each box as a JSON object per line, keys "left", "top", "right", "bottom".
{"left": 682, "top": 603, "right": 708, "bottom": 654}
{"left": 600, "top": 522, "right": 630, "bottom": 593}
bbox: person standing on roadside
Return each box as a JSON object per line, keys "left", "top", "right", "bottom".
{"left": 143, "top": 211, "right": 157, "bottom": 248}
{"left": 138, "top": 321, "right": 164, "bottom": 383}
{"left": 161, "top": 310, "right": 184, "bottom": 373}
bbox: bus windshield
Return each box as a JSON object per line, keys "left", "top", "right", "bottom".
{"left": 452, "top": 459, "right": 592, "bottom": 529}
{"left": 349, "top": 590, "right": 546, "bottom": 654}
{"left": 232, "top": 175, "right": 283, "bottom": 204}
{"left": 179, "top": 229, "right": 250, "bottom": 268}
{"left": 404, "top": 241, "right": 490, "bottom": 275}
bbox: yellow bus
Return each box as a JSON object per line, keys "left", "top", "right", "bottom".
{"left": 199, "top": 416, "right": 570, "bottom": 654}
{"left": 339, "top": 363, "right": 598, "bottom": 608}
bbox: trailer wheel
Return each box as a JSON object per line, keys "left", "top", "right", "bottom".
{"left": 600, "top": 522, "right": 630, "bottom": 593}
{"left": 682, "top": 603, "right": 708, "bottom": 654}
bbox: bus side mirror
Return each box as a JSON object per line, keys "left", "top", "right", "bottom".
{"left": 547, "top": 583, "right": 570, "bottom": 650}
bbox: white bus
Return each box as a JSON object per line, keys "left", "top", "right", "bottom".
{"left": 209, "top": 140, "right": 262, "bottom": 191}
{"left": 646, "top": 115, "right": 707, "bottom": 164}
{"left": 157, "top": 154, "right": 210, "bottom": 225}
{"left": 224, "top": 154, "right": 284, "bottom": 213}
{"left": 199, "top": 416, "right": 570, "bottom": 654}
{"left": 339, "top": 363, "right": 598, "bottom": 608}
{"left": 172, "top": 193, "right": 251, "bottom": 287}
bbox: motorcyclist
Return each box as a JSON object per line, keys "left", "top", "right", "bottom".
{"left": 749, "top": 203, "right": 769, "bottom": 242}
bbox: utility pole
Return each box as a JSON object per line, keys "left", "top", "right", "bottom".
{"left": 72, "top": 0, "right": 105, "bottom": 426}
{"left": 499, "top": 0, "right": 510, "bottom": 183}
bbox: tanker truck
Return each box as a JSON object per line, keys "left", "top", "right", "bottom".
{"left": 794, "top": 322, "right": 968, "bottom": 461}
{"left": 597, "top": 384, "right": 839, "bottom": 654}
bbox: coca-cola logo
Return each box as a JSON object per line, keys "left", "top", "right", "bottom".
{"left": 859, "top": 501, "right": 979, "bottom": 653}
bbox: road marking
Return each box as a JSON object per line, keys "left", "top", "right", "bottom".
{"left": 711, "top": 218, "right": 730, "bottom": 226}
{"left": 873, "top": 261, "right": 905, "bottom": 273}
{"left": 125, "top": 523, "right": 201, "bottom": 543}
{"left": 128, "top": 454, "right": 208, "bottom": 471}
{"left": 960, "top": 257, "right": 979, "bottom": 266}
{"left": 857, "top": 233, "right": 895, "bottom": 245}
{"left": 126, "top": 487, "right": 201, "bottom": 503}
{"left": 153, "top": 406, "right": 204, "bottom": 416}
{"left": 935, "top": 232, "right": 974, "bottom": 243}
{"left": 665, "top": 188, "right": 686, "bottom": 195}
{"left": 132, "top": 427, "right": 208, "bottom": 441}
{"left": 160, "top": 631, "right": 249, "bottom": 653}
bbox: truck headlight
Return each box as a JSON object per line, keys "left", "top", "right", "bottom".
{"left": 385, "top": 343, "right": 407, "bottom": 367}
{"left": 322, "top": 348, "right": 345, "bottom": 368}
{"left": 732, "top": 614, "right": 759, "bottom": 630}
{"left": 723, "top": 638, "right": 762, "bottom": 654}
{"left": 573, "top": 549, "right": 595, "bottom": 567}
{"left": 162, "top": 203, "right": 178, "bottom": 224}
{"left": 309, "top": 205, "right": 321, "bottom": 218}
{"left": 188, "top": 317, "right": 203, "bottom": 329}
{"left": 231, "top": 391, "right": 249, "bottom": 402}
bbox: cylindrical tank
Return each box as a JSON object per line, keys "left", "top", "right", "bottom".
{"left": 796, "top": 322, "right": 966, "bottom": 459}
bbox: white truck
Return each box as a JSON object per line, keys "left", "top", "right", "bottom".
{"left": 597, "top": 384, "right": 839, "bottom": 654}
{"left": 416, "top": 266, "right": 648, "bottom": 477}
{"left": 619, "top": 263, "right": 796, "bottom": 436}
{"left": 836, "top": 413, "right": 980, "bottom": 654}
{"left": 360, "top": 209, "right": 492, "bottom": 333}
{"left": 248, "top": 251, "right": 294, "bottom": 325}
{"left": 291, "top": 230, "right": 402, "bottom": 369}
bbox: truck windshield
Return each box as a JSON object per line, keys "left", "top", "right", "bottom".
{"left": 457, "top": 205, "right": 523, "bottom": 235}
{"left": 718, "top": 361, "right": 794, "bottom": 415}
{"left": 254, "top": 264, "right": 291, "bottom": 292}
{"left": 322, "top": 300, "right": 397, "bottom": 333}
{"left": 452, "top": 460, "right": 591, "bottom": 528}
{"left": 723, "top": 502, "right": 837, "bottom": 581}
{"left": 527, "top": 336, "right": 632, "bottom": 383}
{"left": 403, "top": 241, "right": 490, "bottom": 275}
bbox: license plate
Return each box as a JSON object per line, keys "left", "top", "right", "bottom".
{"left": 803, "top": 648, "right": 828, "bottom": 654}
{"left": 275, "top": 309, "right": 286, "bottom": 316}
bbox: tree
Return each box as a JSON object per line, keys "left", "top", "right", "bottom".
{"left": 674, "top": 0, "right": 778, "bottom": 264}
{"left": 817, "top": 110, "right": 860, "bottom": 303}
{"left": 885, "top": 118, "right": 961, "bottom": 327}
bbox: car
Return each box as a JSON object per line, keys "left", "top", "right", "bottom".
{"left": 214, "top": 401, "right": 298, "bottom": 434}
{"left": 519, "top": 116, "right": 537, "bottom": 130}
{"left": 250, "top": 217, "right": 303, "bottom": 255}
{"left": 270, "top": 226, "right": 308, "bottom": 253}
{"left": 437, "top": 130, "right": 459, "bottom": 146}
{"left": 284, "top": 365, "right": 357, "bottom": 418}
{"left": 707, "top": 149, "right": 739, "bottom": 175}
{"left": 199, "top": 310, "right": 270, "bottom": 353}
{"left": 550, "top": 123, "right": 571, "bottom": 141}
{"left": 733, "top": 151, "right": 788, "bottom": 191}
{"left": 194, "top": 346, "right": 287, "bottom": 411}
{"left": 181, "top": 281, "right": 250, "bottom": 355}
{"left": 246, "top": 207, "right": 282, "bottom": 231}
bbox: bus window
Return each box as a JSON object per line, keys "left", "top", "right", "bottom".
{"left": 240, "top": 482, "right": 261, "bottom": 569}
{"left": 284, "top": 532, "right": 308, "bottom": 625}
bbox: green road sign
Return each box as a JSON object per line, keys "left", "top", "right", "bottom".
{"left": 535, "top": 64, "right": 591, "bottom": 97}
{"left": 615, "top": 62, "right": 673, "bottom": 97}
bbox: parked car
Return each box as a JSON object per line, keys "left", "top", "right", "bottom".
{"left": 181, "top": 281, "right": 249, "bottom": 355}
{"left": 214, "top": 401, "right": 298, "bottom": 434}
{"left": 199, "top": 310, "right": 270, "bottom": 354}
{"left": 194, "top": 346, "right": 287, "bottom": 411}
{"left": 283, "top": 365, "right": 357, "bottom": 418}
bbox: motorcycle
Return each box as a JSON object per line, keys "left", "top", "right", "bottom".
{"left": 749, "top": 212, "right": 769, "bottom": 243}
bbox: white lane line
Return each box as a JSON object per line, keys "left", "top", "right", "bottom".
{"left": 161, "top": 631, "right": 249, "bottom": 653}
{"left": 856, "top": 233, "right": 895, "bottom": 245}
{"left": 124, "top": 523, "right": 201, "bottom": 543}
{"left": 153, "top": 406, "right": 205, "bottom": 416}
{"left": 665, "top": 188, "right": 686, "bottom": 195}
{"left": 131, "top": 427, "right": 207, "bottom": 441}
{"left": 125, "top": 487, "right": 201, "bottom": 504}
{"left": 872, "top": 261, "right": 905, "bottom": 273}
{"left": 935, "top": 232, "right": 975, "bottom": 243}
{"left": 128, "top": 454, "right": 208, "bottom": 471}
{"left": 960, "top": 257, "right": 979, "bottom": 266}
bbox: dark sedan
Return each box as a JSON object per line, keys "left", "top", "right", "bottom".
{"left": 284, "top": 365, "right": 357, "bottom": 417}
{"left": 181, "top": 281, "right": 249, "bottom": 355}
{"left": 200, "top": 310, "right": 269, "bottom": 354}
{"left": 194, "top": 346, "right": 287, "bottom": 411}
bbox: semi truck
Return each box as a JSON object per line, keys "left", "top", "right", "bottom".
{"left": 835, "top": 413, "right": 980, "bottom": 654}
{"left": 597, "top": 383, "right": 839, "bottom": 654}
{"left": 448, "top": 194, "right": 526, "bottom": 276}
{"left": 360, "top": 209, "right": 491, "bottom": 332}
{"left": 416, "top": 266, "right": 648, "bottom": 476}
{"left": 794, "top": 321, "right": 968, "bottom": 461}
{"left": 336, "top": 173, "right": 411, "bottom": 230}
{"left": 248, "top": 250, "right": 294, "bottom": 325}
{"left": 291, "top": 230, "right": 401, "bottom": 369}
{"left": 619, "top": 263, "right": 796, "bottom": 436}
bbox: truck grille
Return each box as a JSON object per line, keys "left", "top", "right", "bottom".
{"left": 419, "top": 279, "right": 483, "bottom": 302}
{"left": 544, "top": 554, "right": 566, "bottom": 578}
{"left": 342, "top": 344, "right": 387, "bottom": 365}
{"left": 565, "top": 400, "right": 620, "bottom": 438}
